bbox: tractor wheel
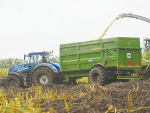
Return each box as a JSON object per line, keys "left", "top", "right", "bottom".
{"left": 31, "top": 67, "right": 55, "bottom": 86}
{"left": 88, "top": 66, "right": 108, "bottom": 85}
{"left": 3, "top": 75, "right": 22, "bottom": 88}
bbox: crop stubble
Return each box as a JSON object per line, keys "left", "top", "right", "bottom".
{"left": 0, "top": 79, "right": 150, "bottom": 113}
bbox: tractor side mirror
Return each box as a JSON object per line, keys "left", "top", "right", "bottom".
{"left": 24, "top": 54, "right": 29, "bottom": 60}
{"left": 24, "top": 54, "right": 26, "bottom": 60}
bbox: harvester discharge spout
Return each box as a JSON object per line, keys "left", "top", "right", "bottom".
{"left": 98, "top": 13, "right": 150, "bottom": 40}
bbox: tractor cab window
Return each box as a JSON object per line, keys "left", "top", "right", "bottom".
{"left": 29, "top": 54, "right": 42, "bottom": 71}
{"left": 30, "top": 54, "right": 42, "bottom": 64}
{"left": 42, "top": 53, "right": 50, "bottom": 63}
{"left": 42, "top": 55, "right": 47, "bottom": 63}
{"left": 37, "top": 55, "right": 42, "bottom": 63}
{"left": 45, "top": 54, "right": 50, "bottom": 63}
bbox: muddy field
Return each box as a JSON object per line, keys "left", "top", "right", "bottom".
{"left": 1, "top": 79, "right": 150, "bottom": 113}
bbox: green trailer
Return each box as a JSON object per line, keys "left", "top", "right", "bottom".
{"left": 60, "top": 37, "right": 144, "bottom": 85}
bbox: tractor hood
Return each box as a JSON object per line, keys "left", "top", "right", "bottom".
{"left": 8, "top": 63, "right": 29, "bottom": 74}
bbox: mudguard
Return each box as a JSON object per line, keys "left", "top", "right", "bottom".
{"left": 7, "top": 72, "right": 24, "bottom": 86}
{"left": 8, "top": 72, "right": 30, "bottom": 87}
{"left": 51, "top": 63, "right": 60, "bottom": 70}
{"left": 32, "top": 63, "right": 59, "bottom": 74}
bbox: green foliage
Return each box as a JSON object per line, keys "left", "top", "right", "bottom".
{"left": 0, "top": 68, "right": 9, "bottom": 77}
{"left": 51, "top": 56, "right": 60, "bottom": 63}
{"left": 0, "top": 58, "right": 27, "bottom": 68}
{"left": 142, "top": 52, "right": 150, "bottom": 65}
{"left": 142, "top": 37, "right": 150, "bottom": 65}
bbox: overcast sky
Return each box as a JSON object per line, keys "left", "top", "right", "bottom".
{"left": 0, "top": 0, "right": 150, "bottom": 59}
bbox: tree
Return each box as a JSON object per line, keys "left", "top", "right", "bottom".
{"left": 0, "top": 58, "right": 27, "bottom": 68}
{"left": 142, "top": 35, "right": 150, "bottom": 65}
{"left": 51, "top": 56, "right": 60, "bottom": 63}
{"left": 0, "top": 59, "right": 7, "bottom": 68}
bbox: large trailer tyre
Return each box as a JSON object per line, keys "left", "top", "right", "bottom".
{"left": 88, "top": 66, "right": 108, "bottom": 85}
{"left": 31, "top": 67, "right": 55, "bottom": 86}
{"left": 3, "top": 75, "right": 22, "bottom": 88}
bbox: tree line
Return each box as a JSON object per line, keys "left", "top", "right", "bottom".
{"left": 0, "top": 58, "right": 26, "bottom": 68}
{"left": 0, "top": 56, "right": 60, "bottom": 68}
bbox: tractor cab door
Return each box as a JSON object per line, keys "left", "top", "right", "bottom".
{"left": 29, "top": 54, "right": 43, "bottom": 71}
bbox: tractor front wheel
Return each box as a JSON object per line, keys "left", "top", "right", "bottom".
{"left": 88, "top": 66, "right": 108, "bottom": 85}
{"left": 3, "top": 75, "right": 22, "bottom": 88}
{"left": 31, "top": 67, "right": 55, "bottom": 86}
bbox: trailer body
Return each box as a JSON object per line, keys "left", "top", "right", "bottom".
{"left": 60, "top": 37, "right": 142, "bottom": 78}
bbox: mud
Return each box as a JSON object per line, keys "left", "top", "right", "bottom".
{"left": 1, "top": 80, "right": 150, "bottom": 113}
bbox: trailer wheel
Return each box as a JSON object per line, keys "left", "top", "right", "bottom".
{"left": 31, "top": 67, "right": 55, "bottom": 86}
{"left": 3, "top": 75, "right": 21, "bottom": 88}
{"left": 88, "top": 66, "right": 108, "bottom": 85}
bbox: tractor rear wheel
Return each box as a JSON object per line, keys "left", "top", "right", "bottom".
{"left": 88, "top": 66, "right": 108, "bottom": 85}
{"left": 3, "top": 75, "right": 21, "bottom": 88}
{"left": 31, "top": 67, "right": 55, "bottom": 86}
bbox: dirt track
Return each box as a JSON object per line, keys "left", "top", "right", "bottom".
{"left": 1, "top": 80, "right": 150, "bottom": 113}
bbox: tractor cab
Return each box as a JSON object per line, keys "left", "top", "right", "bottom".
{"left": 24, "top": 51, "right": 53, "bottom": 71}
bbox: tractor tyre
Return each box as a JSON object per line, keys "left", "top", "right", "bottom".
{"left": 31, "top": 67, "right": 55, "bottom": 86}
{"left": 3, "top": 75, "right": 22, "bottom": 88}
{"left": 88, "top": 66, "right": 108, "bottom": 85}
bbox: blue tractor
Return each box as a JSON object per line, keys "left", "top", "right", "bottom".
{"left": 2, "top": 51, "right": 63, "bottom": 88}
